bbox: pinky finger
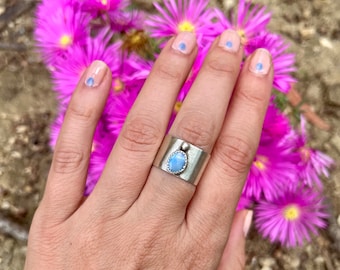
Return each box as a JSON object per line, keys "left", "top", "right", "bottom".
{"left": 217, "top": 210, "right": 253, "bottom": 270}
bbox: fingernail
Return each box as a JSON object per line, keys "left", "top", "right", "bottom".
{"left": 85, "top": 60, "right": 108, "bottom": 87}
{"left": 243, "top": 210, "right": 253, "bottom": 237}
{"left": 172, "top": 32, "right": 196, "bottom": 54}
{"left": 249, "top": 49, "right": 271, "bottom": 75}
{"left": 218, "top": 30, "right": 241, "bottom": 53}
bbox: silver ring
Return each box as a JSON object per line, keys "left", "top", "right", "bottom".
{"left": 153, "top": 135, "right": 210, "bottom": 185}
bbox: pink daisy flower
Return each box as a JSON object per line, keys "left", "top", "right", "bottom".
{"left": 247, "top": 32, "right": 296, "bottom": 93}
{"left": 52, "top": 29, "right": 120, "bottom": 104}
{"left": 145, "top": 0, "right": 220, "bottom": 46}
{"left": 295, "top": 117, "right": 334, "bottom": 188}
{"left": 255, "top": 188, "right": 329, "bottom": 247}
{"left": 243, "top": 141, "right": 299, "bottom": 201}
{"left": 35, "top": 0, "right": 90, "bottom": 65}
{"left": 215, "top": 0, "right": 271, "bottom": 45}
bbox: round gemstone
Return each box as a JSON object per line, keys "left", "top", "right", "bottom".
{"left": 167, "top": 150, "right": 188, "bottom": 174}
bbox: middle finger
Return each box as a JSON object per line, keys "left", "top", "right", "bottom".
{"left": 139, "top": 30, "right": 243, "bottom": 216}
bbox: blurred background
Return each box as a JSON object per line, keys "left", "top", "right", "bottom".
{"left": 0, "top": 0, "right": 339, "bottom": 269}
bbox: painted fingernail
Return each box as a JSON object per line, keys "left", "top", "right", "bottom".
{"left": 85, "top": 60, "right": 108, "bottom": 87}
{"left": 172, "top": 32, "right": 196, "bottom": 54}
{"left": 218, "top": 30, "right": 241, "bottom": 53}
{"left": 243, "top": 210, "right": 253, "bottom": 237}
{"left": 249, "top": 49, "right": 271, "bottom": 75}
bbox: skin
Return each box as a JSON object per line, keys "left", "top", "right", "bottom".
{"left": 25, "top": 33, "right": 273, "bottom": 269}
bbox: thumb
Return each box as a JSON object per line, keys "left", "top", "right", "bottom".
{"left": 217, "top": 210, "right": 253, "bottom": 270}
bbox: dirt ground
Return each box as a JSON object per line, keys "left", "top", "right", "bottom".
{"left": 0, "top": 0, "right": 339, "bottom": 269}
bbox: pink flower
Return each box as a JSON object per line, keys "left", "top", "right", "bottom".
{"left": 295, "top": 117, "right": 334, "bottom": 188}
{"left": 51, "top": 30, "right": 121, "bottom": 105}
{"left": 215, "top": 0, "right": 271, "bottom": 45}
{"left": 145, "top": 0, "right": 220, "bottom": 47}
{"left": 35, "top": 0, "right": 90, "bottom": 65}
{"left": 244, "top": 140, "right": 299, "bottom": 201}
{"left": 255, "top": 188, "right": 329, "bottom": 247}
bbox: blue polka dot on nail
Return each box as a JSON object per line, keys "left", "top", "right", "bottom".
{"left": 85, "top": 77, "right": 95, "bottom": 87}
{"left": 178, "top": 42, "right": 187, "bottom": 51}
{"left": 256, "top": 63, "right": 263, "bottom": 71}
{"left": 226, "top": 41, "right": 233, "bottom": 48}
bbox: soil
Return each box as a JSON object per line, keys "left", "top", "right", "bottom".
{"left": 0, "top": 0, "right": 339, "bottom": 269}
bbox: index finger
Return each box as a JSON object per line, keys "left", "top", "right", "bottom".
{"left": 41, "top": 61, "right": 111, "bottom": 223}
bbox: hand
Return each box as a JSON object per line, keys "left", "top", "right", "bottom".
{"left": 25, "top": 30, "right": 273, "bottom": 269}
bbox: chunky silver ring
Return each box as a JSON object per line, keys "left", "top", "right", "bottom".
{"left": 153, "top": 135, "right": 210, "bottom": 185}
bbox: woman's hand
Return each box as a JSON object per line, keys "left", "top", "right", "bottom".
{"left": 25, "top": 30, "right": 273, "bottom": 269}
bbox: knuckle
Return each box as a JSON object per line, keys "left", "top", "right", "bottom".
{"left": 205, "top": 57, "right": 237, "bottom": 77}
{"left": 213, "top": 135, "right": 255, "bottom": 177}
{"left": 119, "top": 116, "right": 161, "bottom": 153}
{"left": 155, "top": 61, "right": 183, "bottom": 81}
{"left": 68, "top": 105, "right": 94, "bottom": 126}
{"left": 53, "top": 146, "right": 85, "bottom": 174}
{"left": 236, "top": 87, "right": 267, "bottom": 109}
{"left": 176, "top": 113, "right": 214, "bottom": 149}
{"left": 67, "top": 102, "right": 95, "bottom": 126}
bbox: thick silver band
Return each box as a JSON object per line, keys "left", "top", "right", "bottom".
{"left": 153, "top": 135, "right": 210, "bottom": 185}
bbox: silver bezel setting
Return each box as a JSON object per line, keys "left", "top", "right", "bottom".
{"left": 166, "top": 150, "right": 188, "bottom": 175}
{"left": 153, "top": 135, "right": 210, "bottom": 185}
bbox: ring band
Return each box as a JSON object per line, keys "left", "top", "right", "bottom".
{"left": 153, "top": 135, "right": 210, "bottom": 185}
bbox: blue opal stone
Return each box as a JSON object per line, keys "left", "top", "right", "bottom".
{"left": 226, "top": 41, "right": 233, "bottom": 48}
{"left": 85, "top": 77, "right": 95, "bottom": 87}
{"left": 178, "top": 42, "right": 187, "bottom": 52}
{"left": 167, "top": 150, "right": 187, "bottom": 174}
{"left": 255, "top": 63, "right": 263, "bottom": 71}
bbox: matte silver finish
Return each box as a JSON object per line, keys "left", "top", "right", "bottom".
{"left": 153, "top": 135, "right": 210, "bottom": 185}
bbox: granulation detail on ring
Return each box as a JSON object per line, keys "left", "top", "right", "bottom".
{"left": 153, "top": 135, "right": 210, "bottom": 185}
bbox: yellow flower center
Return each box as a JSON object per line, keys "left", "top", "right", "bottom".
{"left": 59, "top": 34, "right": 73, "bottom": 48}
{"left": 283, "top": 205, "right": 300, "bottom": 221}
{"left": 236, "top": 29, "right": 247, "bottom": 45}
{"left": 113, "top": 78, "right": 124, "bottom": 92}
{"left": 101, "top": 0, "right": 108, "bottom": 5}
{"left": 253, "top": 155, "right": 268, "bottom": 171}
{"left": 122, "top": 30, "right": 149, "bottom": 54}
{"left": 130, "top": 33, "right": 142, "bottom": 45}
{"left": 174, "top": 101, "right": 182, "bottom": 113}
{"left": 178, "top": 21, "right": 195, "bottom": 32}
